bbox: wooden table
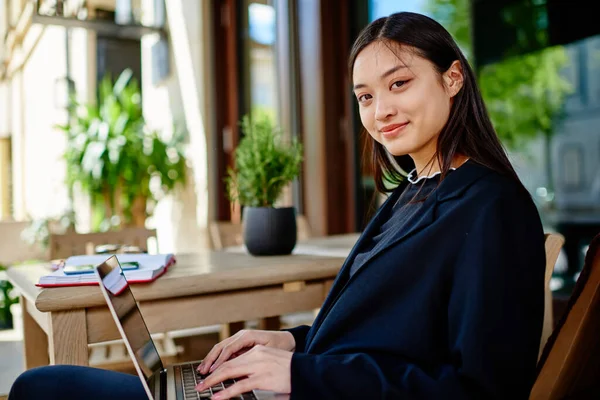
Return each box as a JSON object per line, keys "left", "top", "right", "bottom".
{"left": 227, "top": 233, "right": 360, "bottom": 257}
{"left": 7, "top": 247, "right": 348, "bottom": 368}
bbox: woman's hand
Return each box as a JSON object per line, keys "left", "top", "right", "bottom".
{"left": 197, "top": 329, "right": 295, "bottom": 375}
{"left": 195, "top": 345, "right": 293, "bottom": 399}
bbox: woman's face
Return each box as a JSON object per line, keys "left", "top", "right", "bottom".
{"left": 352, "top": 41, "right": 462, "bottom": 160}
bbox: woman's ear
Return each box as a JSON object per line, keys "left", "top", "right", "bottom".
{"left": 443, "top": 60, "right": 464, "bottom": 97}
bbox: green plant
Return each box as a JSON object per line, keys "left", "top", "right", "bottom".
{"left": 428, "top": 0, "right": 572, "bottom": 143}
{"left": 426, "top": 0, "right": 473, "bottom": 59}
{"left": 226, "top": 113, "right": 303, "bottom": 207}
{"left": 55, "top": 69, "right": 187, "bottom": 229}
{"left": 428, "top": 0, "right": 573, "bottom": 193}
{"left": 479, "top": 47, "right": 572, "bottom": 148}
{"left": 0, "top": 264, "right": 18, "bottom": 329}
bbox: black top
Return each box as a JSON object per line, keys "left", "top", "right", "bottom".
{"left": 350, "top": 169, "right": 451, "bottom": 277}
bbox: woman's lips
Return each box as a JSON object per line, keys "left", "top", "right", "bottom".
{"left": 380, "top": 122, "right": 409, "bottom": 138}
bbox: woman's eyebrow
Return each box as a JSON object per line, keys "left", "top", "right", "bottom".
{"left": 381, "top": 65, "right": 407, "bottom": 79}
{"left": 353, "top": 65, "right": 408, "bottom": 90}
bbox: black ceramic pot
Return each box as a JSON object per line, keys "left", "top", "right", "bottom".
{"left": 243, "top": 207, "right": 297, "bottom": 256}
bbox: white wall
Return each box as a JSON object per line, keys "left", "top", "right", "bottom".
{"left": 0, "top": 83, "right": 10, "bottom": 137}
{"left": 9, "top": 69, "right": 25, "bottom": 220}
{"left": 19, "top": 26, "right": 70, "bottom": 221}
{"left": 6, "top": 22, "right": 92, "bottom": 224}
{"left": 68, "top": 27, "right": 95, "bottom": 232}
{"left": 141, "top": 0, "right": 215, "bottom": 252}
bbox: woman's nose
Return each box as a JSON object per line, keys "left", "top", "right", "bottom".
{"left": 374, "top": 98, "right": 397, "bottom": 121}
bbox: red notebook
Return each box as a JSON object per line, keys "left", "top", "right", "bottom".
{"left": 37, "top": 254, "right": 176, "bottom": 288}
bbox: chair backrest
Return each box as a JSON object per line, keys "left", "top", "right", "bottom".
{"left": 209, "top": 221, "right": 244, "bottom": 250}
{"left": 530, "top": 232, "right": 600, "bottom": 399}
{"left": 209, "top": 215, "right": 312, "bottom": 250}
{"left": 0, "top": 220, "right": 49, "bottom": 263}
{"left": 540, "top": 233, "right": 565, "bottom": 358}
{"left": 296, "top": 215, "right": 312, "bottom": 241}
{"left": 48, "top": 228, "right": 158, "bottom": 259}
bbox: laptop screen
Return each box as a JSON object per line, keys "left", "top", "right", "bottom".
{"left": 96, "top": 256, "right": 164, "bottom": 383}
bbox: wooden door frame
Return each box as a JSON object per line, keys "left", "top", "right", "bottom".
{"left": 320, "top": 0, "right": 356, "bottom": 234}
{"left": 212, "top": 0, "right": 242, "bottom": 222}
{"left": 296, "top": 0, "right": 360, "bottom": 235}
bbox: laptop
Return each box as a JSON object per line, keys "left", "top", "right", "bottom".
{"left": 95, "top": 255, "right": 289, "bottom": 400}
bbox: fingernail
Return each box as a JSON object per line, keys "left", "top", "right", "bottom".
{"left": 211, "top": 394, "right": 222, "bottom": 400}
{"left": 209, "top": 364, "right": 216, "bottom": 373}
{"left": 195, "top": 381, "right": 205, "bottom": 391}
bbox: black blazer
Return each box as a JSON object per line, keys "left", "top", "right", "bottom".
{"left": 287, "top": 160, "right": 546, "bottom": 399}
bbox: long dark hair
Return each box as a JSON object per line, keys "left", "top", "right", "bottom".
{"left": 349, "top": 12, "right": 521, "bottom": 193}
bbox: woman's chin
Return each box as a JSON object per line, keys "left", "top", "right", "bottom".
{"left": 383, "top": 143, "right": 412, "bottom": 157}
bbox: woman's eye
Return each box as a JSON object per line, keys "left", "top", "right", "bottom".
{"left": 391, "top": 80, "right": 407, "bottom": 89}
{"left": 358, "top": 94, "right": 372, "bottom": 103}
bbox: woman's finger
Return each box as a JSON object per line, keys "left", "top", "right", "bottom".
{"left": 198, "top": 332, "right": 240, "bottom": 374}
{"left": 210, "top": 333, "right": 254, "bottom": 373}
{"left": 210, "top": 377, "right": 259, "bottom": 400}
{"left": 196, "top": 357, "right": 250, "bottom": 392}
{"left": 198, "top": 344, "right": 224, "bottom": 374}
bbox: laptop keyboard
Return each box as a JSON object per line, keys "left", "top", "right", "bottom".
{"left": 180, "top": 362, "right": 257, "bottom": 400}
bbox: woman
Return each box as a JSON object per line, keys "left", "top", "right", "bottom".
{"left": 9, "top": 12, "right": 545, "bottom": 400}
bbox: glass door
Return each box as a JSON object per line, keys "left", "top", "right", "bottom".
{"left": 241, "top": 0, "right": 279, "bottom": 123}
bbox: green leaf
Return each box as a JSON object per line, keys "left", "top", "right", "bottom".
{"left": 113, "top": 68, "right": 133, "bottom": 96}
{"left": 227, "top": 112, "right": 303, "bottom": 207}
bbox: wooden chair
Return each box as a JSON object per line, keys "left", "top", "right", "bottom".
{"left": 540, "top": 233, "right": 565, "bottom": 358}
{"left": 209, "top": 215, "right": 312, "bottom": 250}
{"left": 530, "top": 232, "right": 600, "bottom": 399}
{"left": 0, "top": 220, "right": 49, "bottom": 263}
{"left": 296, "top": 215, "right": 312, "bottom": 241}
{"left": 208, "top": 221, "right": 243, "bottom": 250}
{"left": 48, "top": 227, "right": 158, "bottom": 259}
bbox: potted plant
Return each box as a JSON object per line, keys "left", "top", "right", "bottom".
{"left": 226, "top": 112, "right": 303, "bottom": 256}
{"left": 56, "top": 69, "right": 187, "bottom": 231}
{"left": 0, "top": 263, "right": 18, "bottom": 330}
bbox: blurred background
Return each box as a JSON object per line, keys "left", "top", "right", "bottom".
{"left": 0, "top": 0, "right": 598, "bottom": 393}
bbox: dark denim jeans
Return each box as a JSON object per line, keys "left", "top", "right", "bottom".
{"left": 9, "top": 365, "right": 148, "bottom": 400}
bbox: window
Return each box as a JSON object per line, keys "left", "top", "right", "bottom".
{"left": 369, "top": 0, "right": 427, "bottom": 21}
{"left": 244, "top": 1, "right": 279, "bottom": 122}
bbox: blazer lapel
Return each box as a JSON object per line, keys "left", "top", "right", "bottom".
{"left": 305, "top": 194, "right": 438, "bottom": 350}
{"left": 339, "top": 182, "right": 408, "bottom": 276}
{"left": 304, "top": 183, "right": 407, "bottom": 346}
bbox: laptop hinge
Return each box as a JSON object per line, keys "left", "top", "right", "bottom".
{"left": 160, "top": 369, "right": 167, "bottom": 400}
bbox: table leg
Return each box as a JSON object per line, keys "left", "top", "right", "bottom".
{"left": 220, "top": 321, "right": 245, "bottom": 341}
{"left": 258, "top": 316, "right": 281, "bottom": 331}
{"left": 48, "top": 309, "right": 89, "bottom": 366}
{"left": 20, "top": 296, "right": 49, "bottom": 369}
